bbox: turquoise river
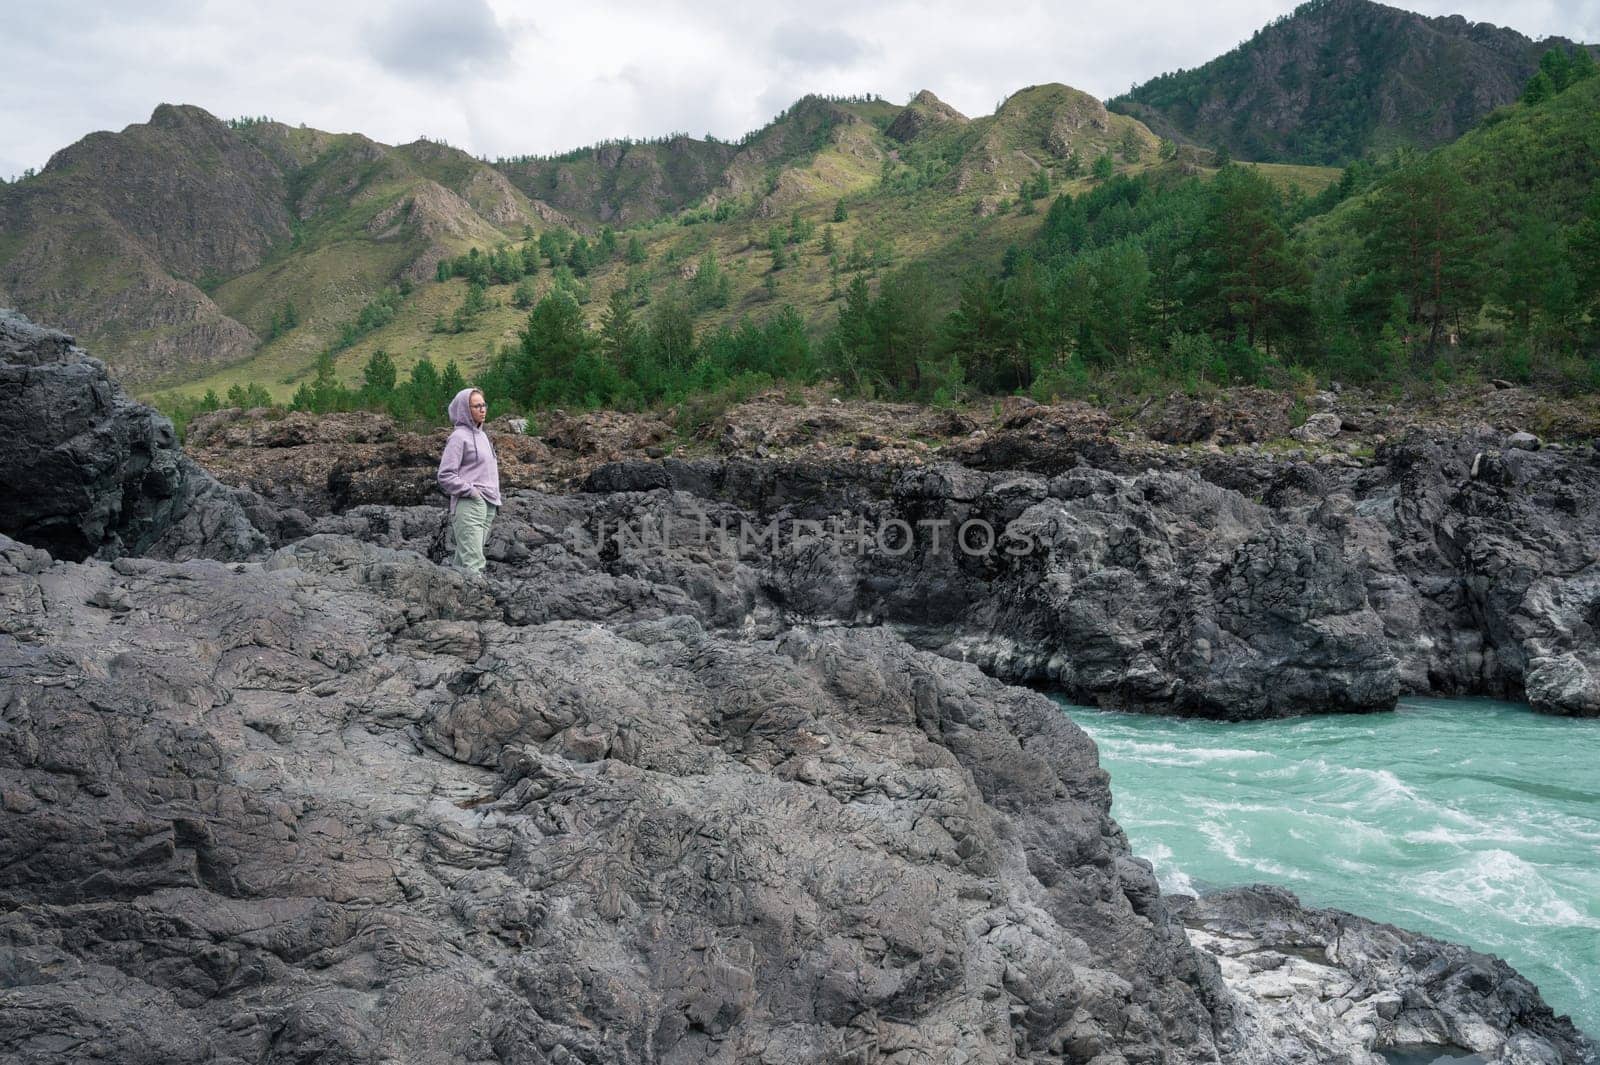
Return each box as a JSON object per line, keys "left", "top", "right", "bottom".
{"left": 1057, "top": 696, "right": 1600, "bottom": 1041}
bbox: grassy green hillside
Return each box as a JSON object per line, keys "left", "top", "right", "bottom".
{"left": 125, "top": 85, "right": 1223, "bottom": 403}
{"left": 0, "top": 75, "right": 1370, "bottom": 410}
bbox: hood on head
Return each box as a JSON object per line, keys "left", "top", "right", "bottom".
{"left": 448, "top": 387, "right": 480, "bottom": 429}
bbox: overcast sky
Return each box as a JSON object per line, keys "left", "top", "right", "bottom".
{"left": 4, "top": 0, "right": 1597, "bottom": 180}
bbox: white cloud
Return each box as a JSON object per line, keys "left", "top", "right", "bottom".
{"left": 1, "top": 0, "right": 1594, "bottom": 180}
{"left": 367, "top": 0, "right": 512, "bottom": 81}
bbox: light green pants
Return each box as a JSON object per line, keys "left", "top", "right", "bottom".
{"left": 451, "top": 496, "right": 496, "bottom": 573}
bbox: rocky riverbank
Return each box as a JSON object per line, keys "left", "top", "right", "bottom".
{"left": 1, "top": 308, "right": 1595, "bottom": 1063}
{"left": 178, "top": 361, "right": 1600, "bottom": 720}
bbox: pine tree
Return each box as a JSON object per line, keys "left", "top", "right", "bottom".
{"left": 440, "top": 361, "right": 467, "bottom": 405}
{"left": 691, "top": 250, "right": 730, "bottom": 310}
{"left": 600, "top": 286, "right": 642, "bottom": 371}
{"left": 648, "top": 291, "right": 695, "bottom": 374}
{"left": 1493, "top": 220, "right": 1570, "bottom": 343}
{"left": 869, "top": 266, "right": 938, "bottom": 395}
{"left": 1522, "top": 71, "right": 1553, "bottom": 105}
{"left": 1566, "top": 185, "right": 1600, "bottom": 347}
{"left": 1118, "top": 128, "right": 1142, "bottom": 163}
{"left": 408, "top": 358, "right": 442, "bottom": 418}
{"left": 828, "top": 275, "right": 875, "bottom": 393}
{"left": 511, "top": 292, "right": 593, "bottom": 405}
{"left": 362, "top": 349, "right": 397, "bottom": 396}
{"left": 946, "top": 272, "right": 1022, "bottom": 391}
{"left": 1188, "top": 165, "right": 1308, "bottom": 352}
{"left": 1538, "top": 48, "right": 1575, "bottom": 94}
{"left": 1355, "top": 155, "right": 1486, "bottom": 353}
{"left": 1086, "top": 242, "right": 1150, "bottom": 362}
{"left": 309, "top": 350, "right": 344, "bottom": 413}
{"left": 512, "top": 278, "right": 537, "bottom": 310}
{"left": 567, "top": 237, "right": 594, "bottom": 277}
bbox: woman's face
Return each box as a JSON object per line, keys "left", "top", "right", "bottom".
{"left": 470, "top": 392, "right": 487, "bottom": 426}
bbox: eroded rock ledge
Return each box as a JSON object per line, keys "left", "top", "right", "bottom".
{"left": 173, "top": 386, "right": 1600, "bottom": 721}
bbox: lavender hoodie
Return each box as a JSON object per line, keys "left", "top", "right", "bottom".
{"left": 437, "top": 388, "right": 502, "bottom": 513}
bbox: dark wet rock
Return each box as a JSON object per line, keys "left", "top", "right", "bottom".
{"left": 1144, "top": 388, "right": 1296, "bottom": 446}
{"left": 0, "top": 309, "right": 266, "bottom": 562}
{"left": 583, "top": 459, "right": 674, "bottom": 493}
{"left": 563, "top": 431, "right": 1600, "bottom": 719}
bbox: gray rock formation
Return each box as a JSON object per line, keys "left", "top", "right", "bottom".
{"left": 1291, "top": 412, "right": 1343, "bottom": 443}
{"left": 0, "top": 529, "right": 1229, "bottom": 1063}
{"left": 552, "top": 436, "right": 1600, "bottom": 718}
{"left": 0, "top": 310, "right": 267, "bottom": 562}
{"left": 0, "top": 320, "right": 1593, "bottom": 1064}
{"left": 1507, "top": 431, "right": 1542, "bottom": 451}
{"left": 3, "top": 528, "right": 1588, "bottom": 1064}
{"left": 1177, "top": 886, "right": 1591, "bottom": 1065}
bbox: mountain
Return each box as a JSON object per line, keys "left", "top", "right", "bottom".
{"left": 0, "top": 105, "right": 567, "bottom": 389}
{"left": 0, "top": 89, "right": 1211, "bottom": 399}
{"left": 495, "top": 95, "right": 903, "bottom": 226}
{"left": 1108, "top": 0, "right": 1597, "bottom": 164}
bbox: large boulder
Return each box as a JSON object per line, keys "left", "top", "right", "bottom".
{"left": 0, "top": 310, "right": 266, "bottom": 561}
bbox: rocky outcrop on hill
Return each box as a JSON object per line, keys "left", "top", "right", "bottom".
{"left": 886, "top": 90, "right": 970, "bottom": 143}
{"left": 0, "top": 311, "right": 267, "bottom": 561}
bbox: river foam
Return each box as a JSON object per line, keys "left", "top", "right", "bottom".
{"left": 1058, "top": 696, "right": 1600, "bottom": 1039}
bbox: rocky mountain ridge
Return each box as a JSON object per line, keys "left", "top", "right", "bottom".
{"left": 0, "top": 82, "right": 1168, "bottom": 393}
{"left": 0, "top": 106, "right": 568, "bottom": 390}
{"left": 1109, "top": 0, "right": 1597, "bottom": 163}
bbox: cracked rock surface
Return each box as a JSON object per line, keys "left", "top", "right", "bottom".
{"left": 0, "top": 310, "right": 269, "bottom": 563}
{"left": 4, "top": 532, "right": 1587, "bottom": 1063}
{"left": 2, "top": 530, "right": 1232, "bottom": 1064}
{"left": 2, "top": 314, "right": 1594, "bottom": 1063}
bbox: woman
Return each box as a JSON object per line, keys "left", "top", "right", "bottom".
{"left": 437, "top": 387, "right": 502, "bottom": 574}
